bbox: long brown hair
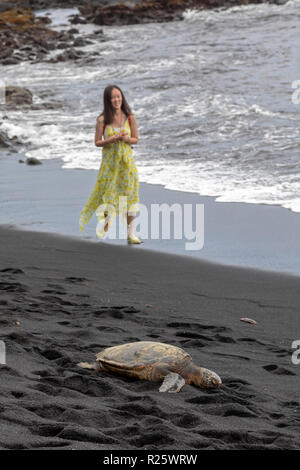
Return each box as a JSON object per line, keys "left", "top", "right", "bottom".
{"left": 99, "top": 85, "right": 132, "bottom": 124}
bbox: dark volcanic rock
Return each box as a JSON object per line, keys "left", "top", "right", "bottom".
{"left": 79, "top": 0, "right": 184, "bottom": 26}
{"left": 0, "top": 6, "right": 97, "bottom": 66}
{"left": 0, "top": 130, "right": 11, "bottom": 148}
{"left": 0, "top": 127, "right": 23, "bottom": 148}
{"left": 0, "top": 5, "right": 107, "bottom": 66}
{"left": 0, "top": 0, "right": 114, "bottom": 11}
{"left": 68, "top": 14, "right": 88, "bottom": 25}
{"left": 5, "top": 86, "right": 33, "bottom": 107}
{"left": 4, "top": 84, "right": 62, "bottom": 110}
{"left": 0, "top": 3, "right": 16, "bottom": 13}
{"left": 26, "top": 157, "right": 42, "bottom": 165}
{"left": 78, "top": 0, "right": 281, "bottom": 26}
{"left": 51, "top": 47, "right": 84, "bottom": 62}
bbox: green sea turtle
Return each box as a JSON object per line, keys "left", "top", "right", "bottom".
{"left": 77, "top": 341, "right": 221, "bottom": 392}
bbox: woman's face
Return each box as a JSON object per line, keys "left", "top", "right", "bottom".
{"left": 111, "top": 88, "right": 122, "bottom": 111}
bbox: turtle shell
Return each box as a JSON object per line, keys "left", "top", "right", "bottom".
{"left": 96, "top": 341, "right": 190, "bottom": 371}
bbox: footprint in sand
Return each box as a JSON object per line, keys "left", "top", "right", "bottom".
{"left": 42, "top": 289, "right": 66, "bottom": 295}
{"left": 167, "top": 321, "right": 232, "bottom": 334}
{"left": 65, "top": 277, "right": 89, "bottom": 284}
{"left": 93, "top": 306, "right": 141, "bottom": 320}
{"left": 263, "top": 364, "right": 296, "bottom": 376}
{"left": 0, "top": 268, "right": 24, "bottom": 274}
{"left": 0, "top": 281, "right": 27, "bottom": 293}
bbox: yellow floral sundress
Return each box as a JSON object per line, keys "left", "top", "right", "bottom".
{"left": 79, "top": 116, "right": 139, "bottom": 238}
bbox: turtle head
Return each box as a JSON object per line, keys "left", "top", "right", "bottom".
{"left": 193, "top": 367, "right": 222, "bottom": 389}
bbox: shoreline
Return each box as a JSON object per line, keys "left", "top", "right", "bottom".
{"left": 1, "top": 151, "right": 300, "bottom": 277}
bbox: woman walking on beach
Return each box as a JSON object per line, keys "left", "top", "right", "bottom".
{"left": 79, "top": 85, "right": 142, "bottom": 244}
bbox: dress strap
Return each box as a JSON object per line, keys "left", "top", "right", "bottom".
{"left": 102, "top": 114, "right": 131, "bottom": 135}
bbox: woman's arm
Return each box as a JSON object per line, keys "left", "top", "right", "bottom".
{"left": 94, "top": 115, "right": 119, "bottom": 147}
{"left": 119, "top": 114, "right": 138, "bottom": 145}
{"left": 128, "top": 114, "right": 138, "bottom": 145}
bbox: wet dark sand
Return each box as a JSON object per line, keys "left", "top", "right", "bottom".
{"left": 0, "top": 225, "right": 300, "bottom": 450}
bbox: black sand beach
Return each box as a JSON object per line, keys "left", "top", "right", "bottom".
{"left": 0, "top": 224, "right": 300, "bottom": 450}
{"left": 1, "top": 0, "right": 300, "bottom": 454}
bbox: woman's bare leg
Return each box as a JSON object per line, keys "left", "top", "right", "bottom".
{"left": 104, "top": 212, "right": 109, "bottom": 232}
{"left": 127, "top": 213, "right": 135, "bottom": 237}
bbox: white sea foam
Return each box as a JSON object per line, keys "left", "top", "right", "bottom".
{"left": 35, "top": 8, "right": 79, "bottom": 28}
{"left": 182, "top": 0, "right": 299, "bottom": 24}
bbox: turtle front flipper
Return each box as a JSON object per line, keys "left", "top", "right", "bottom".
{"left": 159, "top": 372, "right": 186, "bottom": 393}
{"left": 150, "top": 363, "right": 186, "bottom": 393}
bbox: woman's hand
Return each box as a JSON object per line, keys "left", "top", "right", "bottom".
{"left": 110, "top": 133, "right": 122, "bottom": 144}
{"left": 119, "top": 132, "right": 130, "bottom": 143}
{"left": 109, "top": 132, "right": 130, "bottom": 144}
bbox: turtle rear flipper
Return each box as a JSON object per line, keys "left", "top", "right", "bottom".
{"left": 77, "top": 362, "right": 103, "bottom": 371}
{"left": 159, "top": 372, "right": 186, "bottom": 393}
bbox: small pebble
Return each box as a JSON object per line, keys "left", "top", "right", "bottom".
{"left": 240, "top": 317, "right": 257, "bottom": 325}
